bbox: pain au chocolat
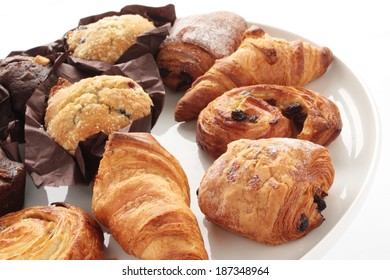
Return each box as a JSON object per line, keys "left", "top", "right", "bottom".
{"left": 198, "top": 137, "right": 334, "bottom": 245}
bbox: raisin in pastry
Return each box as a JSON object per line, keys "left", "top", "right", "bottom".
{"left": 197, "top": 84, "right": 342, "bottom": 159}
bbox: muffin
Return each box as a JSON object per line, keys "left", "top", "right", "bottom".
{"left": 65, "top": 14, "right": 156, "bottom": 63}
{"left": 0, "top": 148, "right": 26, "bottom": 217}
{"left": 0, "top": 55, "right": 51, "bottom": 141}
{"left": 44, "top": 75, "right": 153, "bottom": 155}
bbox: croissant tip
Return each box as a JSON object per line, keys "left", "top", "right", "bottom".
{"left": 321, "top": 47, "right": 333, "bottom": 68}
{"left": 174, "top": 104, "right": 198, "bottom": 122}
{"left": 244, "top": 25, "right": 266, "bottom": 38}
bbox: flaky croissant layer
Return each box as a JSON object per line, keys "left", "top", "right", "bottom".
{"left": 198, "top": 138, "right": 335, "bottom": 245}
{"left": 0, "top": 202, "right": 104, "bottom": 260}
{"left": 175, "top": 26, "right": 333, "bottom": 121}
{"left": 92, "top": 132, "right": 208, "bottom": 260}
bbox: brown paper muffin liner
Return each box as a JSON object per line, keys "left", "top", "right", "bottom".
{"left": 0, "top": 43, "right": 63, "bottom": 143}
{"left": 0, "top": 4, "right": 176, "bottom": 144}
{"left": 24, "top": 53, "right": 165, "bottom": 188}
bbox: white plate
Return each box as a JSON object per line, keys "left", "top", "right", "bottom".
{"left": 23, "top": 24, "right": 381, "bottom": 260}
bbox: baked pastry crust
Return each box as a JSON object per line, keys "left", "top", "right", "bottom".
{"left": 65, "top": 14, "right": 155, "bottom": 63}
{"left": 157, "top": 11, "right": 247, "bottom": 91}
{"left": 0, "top": 202, "right": 104, "bottom": 259}
{"left": 175, "top": 26, "right": 333, "bottom": 121}
{"left": 198, "top": 138, "right": 334, "bottom": 245}
{"left": 197, "top": 84, "right": 342, "bottom": 158}
{"left": 45, "top": 75, "right": 153, "bottom": 155}
{"left": 92, "top": 132, "right": 208, "bottom": 260}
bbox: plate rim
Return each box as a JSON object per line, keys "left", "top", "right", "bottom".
{"left": 301, "top": 57, "right": 382, "bottom": 259}
{"left": 260, "top": 23, "right": 382, "bottom": 259}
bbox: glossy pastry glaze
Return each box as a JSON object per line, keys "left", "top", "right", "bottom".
{"left": 197, "top": 84, "right": 342, "bottom": 159}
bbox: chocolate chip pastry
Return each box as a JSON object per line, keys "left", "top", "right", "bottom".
{"left": 198, "top": 137, "right": 334, "bottom": 245}
{"left": 157, "top": 11, "right": 247, "bottom": 91}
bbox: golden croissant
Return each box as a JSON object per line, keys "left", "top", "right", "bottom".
{"left": 197, "top": 84, "right": 342, "bottom": 159}
{"left": 92, "top": 132, "right": 208, "bottom": 260}
{"left": 175, "top": 26, "right": 333, "bottom": 121}
{"left": 0, "top": 202, "right": 104, "bottom": 259}
{"left": 198, "top": 137, "right": 335, "bottom": 245}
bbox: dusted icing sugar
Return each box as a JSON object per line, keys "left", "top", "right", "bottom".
{"left": 164, "top": 11, "right": 248, "bottom": 58}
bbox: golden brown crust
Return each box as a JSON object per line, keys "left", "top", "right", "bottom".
{"left": 175, "top": 26, "right": 333, "bottom": 121}
{"left": 0, "top": 202, "right": 104, "bottom": 259}
{"left": 44, "top": 75, "right": 153, "bottom": 155}
{"left": 92, "top": 132, "right": 208, "bottom": 260}
{"left": 197, "top": 84, "right": 342, "bottom": 159}
{"left": 157, "top": 11, "right": 247, "bottom": 91}
{"left": 198, "top": 138, "right": 334, "bottom": 245}
{"left": 65, "top": 14, "right": 155, "bottom": 64}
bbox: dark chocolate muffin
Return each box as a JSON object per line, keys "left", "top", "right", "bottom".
{"left": 0, "top": 148, "right": 26, "bottom": 217}
{"left": 0, "top": 55, "right": 51, "bottom": 141}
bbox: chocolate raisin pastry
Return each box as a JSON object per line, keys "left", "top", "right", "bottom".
{"left": 0, "top": 55, "right": 51, "bottom": 141}
{"left": 0, "top": 202, "right": 104, "bottom": 259}
{"left": 175, "top": 26, "right": 333, "bottom": 121}
{"left": 198, "top": 138, "right": 334, "bottom": 245}
{"left": 65, "top": 14, "right": 155, "bottom": 64}
{"left": 157, "top": 11, "right": 247, "bottom": 91}
{"left": 45, "top": 75, "right": 153, "bottom": 155}
{"left": 0, "top": 148, "right": 25, "bottom": 217}
{"left": 92, "top": 132, "right": 208, "bottom": 260}
{"left": 197, "top": 84, "right": 342, "bottom": 159}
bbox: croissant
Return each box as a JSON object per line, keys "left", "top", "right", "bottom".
{"left": 197, "top": 84, "right": 342, "bottom": 159}
{"left": 197, "top": 137, "right": 335, "bottom": 245}
{"left": 175, "top": 26, "right": 333, "bottom": 121}
{"left": 92, "top": 132, "right": 208, "bottom": 260}
{"left": 0, "top": 202, "right": 104, "bottom": 259}
{"left": 156, "top": 11, "right": 247, "bottom": 91}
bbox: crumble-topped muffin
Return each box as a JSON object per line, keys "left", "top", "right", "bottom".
{"left": 65, "top": 14, "right": 156, "bottom": 63}
{"left": 45, "top": 75, "right": 153, "bottom": 155}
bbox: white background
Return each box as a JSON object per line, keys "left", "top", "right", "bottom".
{"left": 1, "top": 0, "right": 389, "bottom": 260}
